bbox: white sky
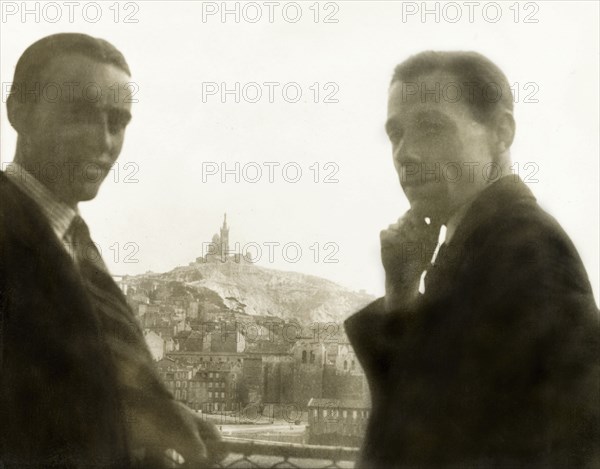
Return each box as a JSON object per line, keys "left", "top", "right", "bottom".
{"left": 1, "top": 1, "right": 598, "bottom": 304}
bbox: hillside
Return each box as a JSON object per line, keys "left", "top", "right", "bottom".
{"left": 129, "top": 259, "right": 374, "bottom": 324}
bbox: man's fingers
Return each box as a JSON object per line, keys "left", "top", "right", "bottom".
{"left": 170, "top": 431, "right": 208, "bottom": 467}
{"left": 163, "top": 403, "right": 210, "bottom": 466}
{"left": 196, "top": 419, "right": 222, "bottom": 444}
{"left": 380, "top": 223, "right": 421, "bottom": 244}
{"left": 195, "top": 417, "right": 228, "bottom": 463}
{"left": 382, "top": 213, "right": 439, "bottom": 245}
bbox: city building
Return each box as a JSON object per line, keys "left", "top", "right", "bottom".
{"left": 307, "top": 398, "right": 370, "bottom": 447}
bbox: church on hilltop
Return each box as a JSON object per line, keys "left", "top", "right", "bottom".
{"left": 196, "top": 213, "right": 251, "bottom": 263}
{"left": 213, "top": 213, "right": 230, "bottom": 259}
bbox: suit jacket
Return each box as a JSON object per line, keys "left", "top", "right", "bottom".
{"left": 0, "top": 171, "right": 139, "bottom": 468}
{"left": 345, "top": 176, "right": 599, "bottom": 468}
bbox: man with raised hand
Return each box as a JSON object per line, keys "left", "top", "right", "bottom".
{"left": 345, "top": 51, "right": 599, "bottom": 468}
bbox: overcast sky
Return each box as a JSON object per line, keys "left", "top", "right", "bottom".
{"left": 1, "top": 1, "right": 598, "bottom": 305}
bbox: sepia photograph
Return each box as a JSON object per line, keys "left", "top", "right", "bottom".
{"left": 0, "top": 1, "right": 598, "bottom": 468}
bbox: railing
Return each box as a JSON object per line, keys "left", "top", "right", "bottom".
{"left": 213, "top": 437, "right": 359, "bottom": 468}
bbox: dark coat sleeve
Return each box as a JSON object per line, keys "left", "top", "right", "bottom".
{"left": 344, "top": 298, "right": 387, "bottom": 384}
{"left": 344, "top": 196, "right": 599, "bottom": 467}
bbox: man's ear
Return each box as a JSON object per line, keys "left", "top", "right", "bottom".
{"left": 7, "top": 95, "right": 31, "bottom": 135}
{"left": 490, "top": 110, "right": 516, "bottom": 155}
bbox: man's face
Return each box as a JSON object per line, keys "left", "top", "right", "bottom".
{"left": 21, "top": 53, "right": 132, "bottom": 206}
{"left": 386, "top": 71, "right": 495, "bottom": 221}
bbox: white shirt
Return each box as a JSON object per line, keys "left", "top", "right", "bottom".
{"left": 418, "top": 198, "right": 475, "bottom": 294}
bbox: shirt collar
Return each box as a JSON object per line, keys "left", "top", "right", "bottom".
{"left": 5, "top": 162, "right": 78, "bottom": 241}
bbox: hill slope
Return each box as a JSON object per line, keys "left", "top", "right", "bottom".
{"left": 132, "top": 260, "right": 374, "bottom": 324}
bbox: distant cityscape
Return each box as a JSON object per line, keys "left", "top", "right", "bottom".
{"left": 115, "top": 215, "right": 371, "bottom": 447}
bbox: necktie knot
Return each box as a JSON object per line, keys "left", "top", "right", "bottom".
{"left": 67, "top": 214, "right": 89, "bottom": 238}
{"left": 66, "top": 215, "right": 106, "bottom": 272}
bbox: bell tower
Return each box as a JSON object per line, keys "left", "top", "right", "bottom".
{"left": 220, "top": 213, "right": 229, "bottom": 258}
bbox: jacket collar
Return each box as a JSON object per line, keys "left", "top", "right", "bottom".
{"left": 447, "top": 175, "right": 536, "bottom": 249}
{"left": 3, "top": 162, "right": 78, "bottom": 243}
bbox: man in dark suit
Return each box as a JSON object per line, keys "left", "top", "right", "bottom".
{"left": 345, "top": 51, "right": 599, "bottom": 468}
{"left": 0, "top": 33, "right": 222, "bottom": 468}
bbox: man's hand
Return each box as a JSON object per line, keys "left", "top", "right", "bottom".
{"left": 381, "top": 210, "right": 441, "bottom": 312}
{"left": 128, "top": 400, "right": 226, "bottom": 468}
{"left": 189, "top": 405, "right": 228, "bottom": 465}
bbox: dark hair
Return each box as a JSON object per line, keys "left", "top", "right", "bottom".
{"left": 8, "top": 33, "right": 130, "bottom": 105}
{"left": 391, "top": 51, "right": 513, "bottom": 124}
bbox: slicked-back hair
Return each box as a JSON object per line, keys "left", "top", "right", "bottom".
{"left": 391, "top": 51, "right": 514, "bottom": 125}
{"left": 8, "top": 33, "right": 130, "bottom": 106}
